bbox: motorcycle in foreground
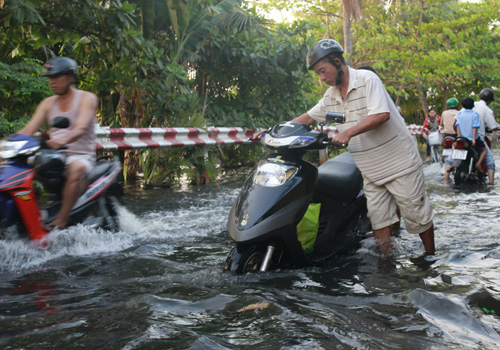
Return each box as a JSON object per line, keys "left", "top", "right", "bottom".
{"left": 0, "top": 116, "right": 124, "bottom": 242}
{"left": 442, "top": 135, "right": 486, "bottom": 186}
{"left": 225, "top": 113, "right": 371, "bottom": 274}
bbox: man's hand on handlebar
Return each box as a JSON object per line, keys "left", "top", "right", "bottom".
{"left": 330, "top": 131, "right": 350, "bottom": 149}
{"left": 250, "top": 129, "right": 268, "bottom": 141}
{"left": 45, "top": 138, "right": 66, "bottom": 150}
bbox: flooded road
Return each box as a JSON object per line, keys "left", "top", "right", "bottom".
{"left": 1, "top": 149, "right": 500, "bottom": 349}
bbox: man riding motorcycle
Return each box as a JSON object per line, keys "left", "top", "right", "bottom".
{"left": 18, "top": 57, "right": 98, "bottom": 231}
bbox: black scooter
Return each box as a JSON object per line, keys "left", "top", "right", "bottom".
{"left": 444, "top": 136, "right": 486, "bottom": 186}
{"left": 225, "top": 113, "right": 371, "bottom": 273}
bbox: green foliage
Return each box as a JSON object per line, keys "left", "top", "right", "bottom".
{"left": 353, "top": 0, "right": 500, "bottom": 122}
{"left": 0, "top": 115, "right": 30, "bottom": 138}
{"left": 4, "top": 0, "right": 500, "bottom": 185}
{"left": 196, "top": 18, "right": 320, "bottom": 129}
{"left": 217, "top": 143, "right": 266, "bottom": 168}
{"left": 0, "top": 58, "right": 51, "bottom": 136}
{"left": 254, "top": 0, "right": 500, "bottom": 124}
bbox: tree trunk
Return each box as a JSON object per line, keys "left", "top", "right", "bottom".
{"left": 442, "top": 36, "right": 451, "bottom": 112}
{"left": 118, "top": 89, "right": 139, "bottom": 181}
{"left": 343, "top": 4, "right": 352, "bottom": 66}
{"left": 396, "top": 5, "right": 424, "bottom": 107}
{"left": 416, "top": 79, "right": 429, "bottom": 124}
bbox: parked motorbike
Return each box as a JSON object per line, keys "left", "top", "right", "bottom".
{"left": 224, "top": 113, "right": 371, "bottom": 274}
{"left": 0, "top": 116, "right": 124, "bottom": 241}
{"left": 443, "top": 135, "right": 486, "bottom": 186}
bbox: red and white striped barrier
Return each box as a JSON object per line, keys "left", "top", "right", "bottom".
{"left": 408, "top": 124, "right": 424, "bottom": 134}
{"left": 95, "top": 124, "right": 424, "bottom": 151}
{"left": 95, "top": 126, "right": 256, "bottom": 151}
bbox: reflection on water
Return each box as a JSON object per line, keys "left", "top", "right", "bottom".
{"left": 1, "top": 154, "right": 500, "bottom": 349}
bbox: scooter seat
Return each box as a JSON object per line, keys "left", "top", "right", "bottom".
{"left": 88, "top": 160, "right": 115, "bottom": 184}
{"left": 316, "top": 152, "right": 363, "bottom": 202}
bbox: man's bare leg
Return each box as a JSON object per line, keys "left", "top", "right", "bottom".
{"left": 444, "top": 163, "right": 453, "bottom": 182}
{"left": 418, "top": 225, "right": 435, "bottom": 255}
{"left": 49, "top": 162, "right": 87, "bottom": 229}
{"left": 391, "top": 206, "right": 401, "bottom": 229}
{"left": 373, "top": 226, "right": 393, "bottom": 254}
{"left": 487, "top": 169, "right": 495, "bottom": 184}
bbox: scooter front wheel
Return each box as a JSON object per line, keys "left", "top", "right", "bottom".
{"left": 224, "top": 245, "right": 270, "bottom": 274}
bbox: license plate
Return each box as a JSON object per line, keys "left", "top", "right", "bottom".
{"left": 452, "top": 149, "right": 467, "bottom": 160}
{"left": 442, "top": 149, "right": 452, "bottom": 156}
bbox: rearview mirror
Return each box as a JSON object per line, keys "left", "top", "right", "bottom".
{"left": 51, "top": 116, "right": 70, "bottom": 129}
{"left": 325, "top": 112, "right": 345, "bottom": 124}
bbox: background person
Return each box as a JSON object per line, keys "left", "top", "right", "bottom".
{"left": 456, "top": 97, "right": 487, "bottom": 173}
{"left": 19, "top": 56, "right": 98, "bottom": 231}
{"left": 473, "top": 88, "right": 498, "bottom": 184}
{"left": 440, "top": 98, "right": 459, "bottom": 139}
{"left": 422, "top": 107, "right": 441, "bottom": 162}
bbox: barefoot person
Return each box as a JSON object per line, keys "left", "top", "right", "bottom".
{"left": 254, "top": 39, "right": 435, "bottom": 258}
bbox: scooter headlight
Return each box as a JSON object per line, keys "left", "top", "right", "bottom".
{"left": 0, "top": 139, "right": 29, "bottom": 159}
{"left": 289, "top": 136, "right": 316, "bottom": 148}
{"left": 253, "top": 162, "right": 298, "bottom": 187}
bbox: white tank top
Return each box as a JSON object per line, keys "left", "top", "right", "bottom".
{"left": 48, "top": 89, "right": 96, "bottom": 159}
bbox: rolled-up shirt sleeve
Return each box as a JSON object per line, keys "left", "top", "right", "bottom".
{"left": 364, "top": 76, "right": 390, "bottom": 117}
{"left": 307, "top": 97, "right": 327, "bottom": 123}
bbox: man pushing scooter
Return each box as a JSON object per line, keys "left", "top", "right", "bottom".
{"left": 254, "top": 39, "right": 436, "bottom": 261}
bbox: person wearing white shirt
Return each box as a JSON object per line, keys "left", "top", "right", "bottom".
{"left": 271, "top": 39, "right": 435, "bottom": 259}
{"left": 473, "top": 88, "right": 498, "bottom": 184}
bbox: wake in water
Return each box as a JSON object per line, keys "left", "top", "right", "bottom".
{"left": 0, "top": 196, "right": 231, "bottom": 272}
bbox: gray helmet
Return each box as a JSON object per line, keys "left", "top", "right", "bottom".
{"left": 306, "top": 39, "right": 344, "bottom": 70}
{"left": 479, "top": 88, "right": 495, "bottom": 102}
{"left": 43, "top": 57, "right": 78, "bottom": 77}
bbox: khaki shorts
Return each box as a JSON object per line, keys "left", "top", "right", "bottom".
{"left": 66, "top": 154, "right": 95, "bottom": 175}
{"left": 363, "top": 166, "right": 434, "bottom": 234}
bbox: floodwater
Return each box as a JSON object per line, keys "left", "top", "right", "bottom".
{"left": 1, "top": 149, "right": 500, "bottom": 350}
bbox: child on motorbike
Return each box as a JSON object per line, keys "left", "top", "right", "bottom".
{"left": 455, "top": 97, "right": 487, "bottom": 173}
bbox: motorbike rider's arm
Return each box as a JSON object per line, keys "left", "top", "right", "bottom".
{"left": 45, "top": 92, "right": 98, "bottom": 150}
{"left": 484, "top": 111, "right": 499, "bottom": 132}
{"left": 291, "top": 113, "right": 316, "bottom": 126}
{"left": 331, "top": 112, "right": 390, "bottom": 147}
{"left": 18, "top": 96, "right": 55, "bottom": 137}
